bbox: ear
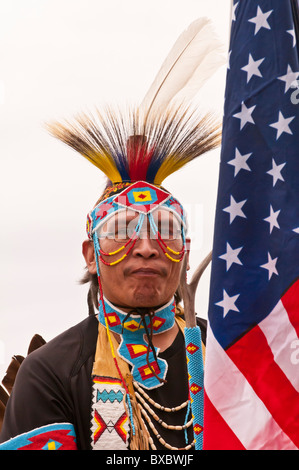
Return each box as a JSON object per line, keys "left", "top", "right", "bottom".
{"left": 82, "top": 240, "right": 98, "bottom": 274}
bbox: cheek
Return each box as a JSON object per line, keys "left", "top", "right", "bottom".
{"left": 99, "top": 263, "right": 122, "bottom": 286}
{"left": 167, "top": 263, "right": 183, "bottom": 289}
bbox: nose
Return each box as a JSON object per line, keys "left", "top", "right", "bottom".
{"left": 132, "top": 235, "right": 160, "bottom": 259}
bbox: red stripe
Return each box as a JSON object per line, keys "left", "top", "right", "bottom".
{"left": 203, "top": 392, "right": 245, "bottom": 450}
{"left": 226, "top": 325, "right": 299, "bottom": 448}
{"left": 281, "top": 278, "right": 299, "bottom": 338}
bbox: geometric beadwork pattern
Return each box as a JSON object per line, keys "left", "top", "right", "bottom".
{"left": 0, "top": 423, "right": 77, "bottom": 450}
{"left": 190, "top": 383, "right": 202, "bottom": 395}
{"left": 98, "top": 297, "right": 176, "bottom": 389}
{"left": 186, "top": 342, "right": 199, "bottom": 355}
{"left": 184, "top": 327, "right": 204, "bottom": 450}
{"left": 113, "top": 181, "right": 171, "bottom": 214}
{"left": 138, "top": 361, "right": 161, "bottom": 381}
{"left": 91, "top": 376, "right": 130, "bottom": 450}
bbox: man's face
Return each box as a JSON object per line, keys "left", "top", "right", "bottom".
{"left": 83, "top": 209, "right": 189, "bottom": 309}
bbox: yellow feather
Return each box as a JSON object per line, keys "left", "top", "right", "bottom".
{"left": 154, "top": 154, "right": 189, "bottom": 185}
{"left": 84, "top": 149, "right": 122, "bottom": 184}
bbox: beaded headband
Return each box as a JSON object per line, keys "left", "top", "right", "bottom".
{"left": 86, "top": 180, "right": 187, "bottom": 265}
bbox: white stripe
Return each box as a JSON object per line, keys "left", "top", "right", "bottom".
{"left": 204, "top": 326, "right": 297, "bottom": 450}
{"left": 259, "top": 299, "right": 299, "bottom": 392}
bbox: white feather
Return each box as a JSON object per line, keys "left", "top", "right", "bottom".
{"left": 140, "top": 17, "right": 225, "bottom": 115}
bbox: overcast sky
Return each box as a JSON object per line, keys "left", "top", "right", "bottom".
{"left": 0, "top": 0, "right": 231, "bottom": 377}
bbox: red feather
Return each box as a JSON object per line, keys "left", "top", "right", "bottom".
{"left": 126, "top": 136, "right": 154, "bottom": 182}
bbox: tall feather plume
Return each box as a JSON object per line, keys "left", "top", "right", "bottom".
{"left": 140, "top": 17, "right": 225, "bottom": 118}
{"left": 47, "top": 16, "right": 224, "bottom": 187}
{"left": 47, "top": 103, "right": 221, "bottom": 186}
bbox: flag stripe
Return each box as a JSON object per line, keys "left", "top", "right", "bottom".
{"left": 226, "top": 325, "right": 299, "bottom": 448}
{"left": 259, "top": 298, "right": 299, "bottom": 392}
{"left": 204, "top": 329, "right": 297, "bottom": 450}
{"left": 281, "top": 278, "right": 299, "bottom": 338}
{"left": 204, "top": 0, "right": 299, "bottom": 449}
{"left": 203, "top": 392, "right": 245, "bottom": 450}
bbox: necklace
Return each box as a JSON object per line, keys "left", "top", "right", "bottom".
{"left": 133, "top": 381, "right": 195, "bottom": 451}
{"left": 98, "top": 296, "right": 176, "bottom": 389}
{"left": 138, "top": 405, "right": 195, "bottom": 451}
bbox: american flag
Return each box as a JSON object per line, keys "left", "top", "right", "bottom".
{"left": 203, "top": 0, "right": 299, "bottom": 450}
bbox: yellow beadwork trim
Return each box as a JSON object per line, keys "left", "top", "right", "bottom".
{"left": 165, "top": 252, "right": 182, "bottom": 262}
{"left": 104, "top": 316, "right": 117, "bottom": 359}
{"left": 165, "top": 245, "right": 181, "bottom": 255}
{"left": 109, "top": 253, "right": 127, "bottom": 265}
{"left": 108, "top": 244, "right": 125, "bottom": 256}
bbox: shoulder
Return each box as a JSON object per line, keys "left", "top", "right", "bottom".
{"left": 0, "top": 315, "right": 99, "bottom": 444}
{"left": 18, "top": 315, "right": 99, "bottom": 380}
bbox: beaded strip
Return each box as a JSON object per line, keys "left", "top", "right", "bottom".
{"left": 95, "top": 211, "right": 186, "bottom": 265}
{"left": 148, "top": 213, "right": 186, "bottom": 263}
{"left": 95, "top": 214, "right": 144, "bottom": 266}
{"left": 99, "top": 236, "right": 138, "bottom": 266}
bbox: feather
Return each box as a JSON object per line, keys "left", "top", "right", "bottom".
{"left": 47, "top": 104, "right": 221, "bottom": 186}
{"left": 2, "top": 355, "right": 24, "bottom": 395}
{"left": 140, "top": 17, "right": 225, "bottom": 117}
{"left": 0, "top": 334, "right": 46, "bottom": 433}
{"left": 47, "top": 18, "right": 223, "bottom": 187}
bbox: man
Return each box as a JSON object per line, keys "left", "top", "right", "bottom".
{"left": 0, "top": 18, "right": 223, "bottom": 450}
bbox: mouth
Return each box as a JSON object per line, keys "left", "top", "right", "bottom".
{"left": 130, "top": 268, "right": 163, "bottom": 277}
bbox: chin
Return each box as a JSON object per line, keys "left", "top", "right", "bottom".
{"left": 132, "top": 289, "right": 169, "bottom": 309}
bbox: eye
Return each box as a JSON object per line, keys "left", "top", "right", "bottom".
{"left": 157, "top": 217, "right": 182, "bottom": 240}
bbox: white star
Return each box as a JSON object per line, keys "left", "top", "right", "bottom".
{"left": 216, "top": 290, "right": 240, "bottom": 318}
{"left": 260, "top": 252, "right": 278, "bottom": 280}
{"left": 269, "top": 111, "right": 295, "bottom": 140}
{"left": 248, "top": 6, "right": 273, "bottom": 35}
{"left": 233, "top": 101, "right": 256, "bottom": 130}
{"left": 241, "top": 53, "right": 265, "bottom": 83}
{"left": 223, "top": 195, "right": 247, "bottom": 224}
{"left": 219, "top": 243, "right": 243, "bottom": 271}
{"left": 263, "top": 205, "right": 280, "bottom": 233}
{"left": 228, "top": 147, "right": 252, "bottom": 176}
{"left": 287, "top": 29, "right": 297, "bottom": 47}
{"left": 232, "top": 2, "right": 239, "bottom": 21}
{"left": 228, "top": 50, "right": 232, "bottom": 70}
{"left": 278, "top": 65, "right": 299, "bottom": 93}
{"left": 293, "top": 227, "right": 299, "bottom": 234}
{"left": 266, "top": 158, "right": 286, "bottom": 186}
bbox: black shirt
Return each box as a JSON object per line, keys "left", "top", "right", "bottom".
{"left": 0, "top": 314, "right": 206, "bottom": 450}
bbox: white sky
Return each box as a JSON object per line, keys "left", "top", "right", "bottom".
{"left": 0, "top": 0, "right": 231, "bottom": 378}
